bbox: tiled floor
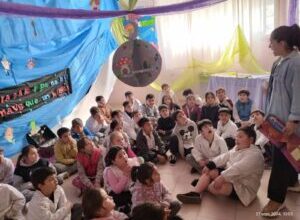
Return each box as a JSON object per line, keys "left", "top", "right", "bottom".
{"left": 62, "top": 159, "right": 300, "bottom": 220}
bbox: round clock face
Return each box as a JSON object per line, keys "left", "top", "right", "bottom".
{"left": 112, "top": 39, "right": 162, "bottom": 87}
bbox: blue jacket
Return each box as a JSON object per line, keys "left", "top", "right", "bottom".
{"left": 235, "top": 99, "right": 253, "bottom": 121}
{"left": 266, "top": 50, "right": 300, "bottom": 136}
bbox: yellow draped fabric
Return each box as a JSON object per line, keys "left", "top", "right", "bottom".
{"left": 111, "top": 17, "right": 128, "bottom": 45}
{"left": 150, "top": 25, "right": 268, "bottom": 92}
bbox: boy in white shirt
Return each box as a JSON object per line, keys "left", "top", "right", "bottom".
{"left": 0, "top": 147, "right": 14, "bottom": 184}
{"left": 186, "top": 119, "right": 228, "bottom": 174}
{"left": 86, "top": 106, "right": 109, "bottom": 143}
{"left": 125, "top": 91, "right": 142, "bottom": 112}
{"left": 123, "top": 101, "right": 137, "bottom": 141}
{"left": 250, "top": 110, "right": 272, "bottom": 166}
{"left": 0, "top": 183, "right": 25, "bottom": 220}
{"left": 177, "top": 126, "right": 264, "bottom": 206}
{"left": 26, "top": 167, "right": 72, "bottom": 220}
{"left": 216, "top": 108, "right": 238, "bottom": 150}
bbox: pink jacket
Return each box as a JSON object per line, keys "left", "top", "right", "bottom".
{"left": 103, "top": 166, "right": 131, "bottom": 194}
{"left": 131, "top": 181, "right": 173, "bottom": 208}
{"left": 77, "top": 148, "right": 102, "bottom": 177}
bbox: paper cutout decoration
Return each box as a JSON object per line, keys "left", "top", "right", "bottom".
{"left": 124, "top": 21, "right": 138, "bottom": 40}
{"left": 112, "top": 39, "right": 162, "bottom": 87}
{"left": 112, "top": 17, "right": 161, "bottom": 87}
{"left": 27, "top": 58, "right": 35, "bottom": 69}
{"left": 90, "top": 0, "right": 100, "bottom": 10}
{"left": 1, "top": 56, "right": 11, "bottom": 75}
{"left": 5, "top": 127, "right": 15, "bottom": 144}
{"left": 29, "top": 120, "right": 39, "bottom": 135}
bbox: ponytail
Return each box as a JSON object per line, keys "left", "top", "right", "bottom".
{"left": 131, "top": 166, "right": 140, "bottom": 182}
{"left": 130, "top": 162, "right": 155, "bottom": 184}
{"left": 271, "top": 24, "right": 300, "bottom": 50}
{"left": 290, "top": 24, "right": 300, "bottom": 50}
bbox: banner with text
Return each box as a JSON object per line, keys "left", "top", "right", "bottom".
{"left": 0, "top": 69, "right": 72, "bottom": 123}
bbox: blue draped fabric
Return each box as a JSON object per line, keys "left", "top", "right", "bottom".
{"left": 0, "top": 0, "right": 119, "bottom": 156}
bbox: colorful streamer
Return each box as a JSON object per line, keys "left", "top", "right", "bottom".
{"left": 0, "top": 0, "right": 227, "bottom": 19}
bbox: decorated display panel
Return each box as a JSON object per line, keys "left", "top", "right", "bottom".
{"left": 0, "top": 69, "right": 71, "bottom": 123}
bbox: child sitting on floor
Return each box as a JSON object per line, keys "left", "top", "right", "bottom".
{"left": 141, "top": 94, "right": 159, "bottom": 126}
{"left": 26, "top": 167, "right": 72, "bottom": 220}
{"left": 182, "top": 94, "right": 202, "bottom": 123}
{"left": 169, "top": 110, "right": 198, "bottom": 164}
{"left": 130, "top": 203, "right": 171, "bottom": 220}
{"left": 86, "top": 107, "right": 109, "bottom": 144}
{"left": 250, "top": 110, "right": 272, "bottom": 166}
{"left": 157, "top": 83, "right": 178, "bottom": 106}
{"left": 161, "top": 95, "right": 180, "bottom": 114}
{"left": 123, "top": 101, "right": 138, "bottom": 142}
{"left": 82, "top": 188, "right": 127, "bottom": 220}
{"left": 156, "top": 105, "right": 176, "bottom": 147}
{"left": 14, "top": 145, "right": 63, "bottom": 201}
{"left": 54, "top": 127, "right": 78, "bottom": 176}
{"left": 109, "top": 131, "right": 137, "bottom": 159}
{"left": 216, "top": 108, "right": 238, "bottom": 150}
{"left": 71, "top": 118, "right": 94, "bottom": 141}
{"left": 72, "top": 137, "right": 104, "bottom": 191}
{"left": 96, "top": 95, "right": 112, "bottom": 123}
{"left": 200, "top": 92, "right": 220, "bottom": 128}
{"left": 131, "top": 162, "right": 182, "bottom": 220}
{"left": 177, "top": 126, "right": 264, "bottom": 207}
{"left": 0, "top": 147, "right": 14, "bottom": 184}
{"left": 103, "top": 146, "right": 133, "bottom": 214}
{"left": 186, "top": 119, "right": 228, "bottom": 174}
{"left": 215, "top": 88, "right": 233, "bottom": 110}
{"left": 233, "top": 89, "right": 256, "bottom": 127}
{"left": 136, "top": 117, "right": 167, "bottom": 164}
{"left": 125, "top": 91, "right": 142, "bottom": 112}
{"left": 0, "top": 183, "right": 25, "bottom": 220}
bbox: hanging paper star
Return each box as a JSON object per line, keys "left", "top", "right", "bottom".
{"left": 5, "top": 127, "right": 15, "bottom": 144}
{"left": 27, "top": 58, "right": 35, "bottom": 69}
{"left": 1, "top": 56, "right": 11, "bottom": 75}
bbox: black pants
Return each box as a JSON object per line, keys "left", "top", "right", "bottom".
{"left": 109, "top": 190, "right": 132, "bottom": 214}
{"left": 267, "top": 147, "right": 298, "bottom": 203}
{"left": 71, "top": 203, "right": 83, "bottom": 220}
{"left": 224, "top": 137, "right": 235, "bottom": 150}
{"left": 169, "top": 135, "right": 192, "bottom": 157}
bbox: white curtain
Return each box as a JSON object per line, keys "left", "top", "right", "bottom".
{"left": 153, "top": 0, "right": 288, "bottom": 82}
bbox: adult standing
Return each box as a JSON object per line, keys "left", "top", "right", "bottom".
{"left": 262, "top": 24, "right": 300, "bottom": 216}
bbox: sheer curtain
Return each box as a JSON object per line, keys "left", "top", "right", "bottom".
{"left": 154, "top": 0, "right": 287, "bottom": 82}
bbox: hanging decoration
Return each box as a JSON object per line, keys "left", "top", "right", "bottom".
{"left": 1, "top": 56, "right": 11, "bottom": 75}
{"left": 150, "top": 25, "right": 268, "bottom": 92}
{"left": 112, "top": 0, "right": 162, "bottom": 87}
{"left": 4, "top": 127, "right": 15, "bottom": 144}
{"left": 0, "top": 68, "right": 72, "bottom": 123}
{"left": 26, "top": 58, "right": 35, "bottom": 69}
{"left": 29, "top": 120, "right": 39, "bottom": 135}
{"left": 0, "top": 0, "right": 227, "bottom": 19}
{"left": 118, "top": 0, "right": 138, "bottom": 11}
{"left": 90, "top": 0, "right": 100, "bottom": 11}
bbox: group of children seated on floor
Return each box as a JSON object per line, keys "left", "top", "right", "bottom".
{"left": 0, "top": 83, "right": 273, "bottom": 220}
